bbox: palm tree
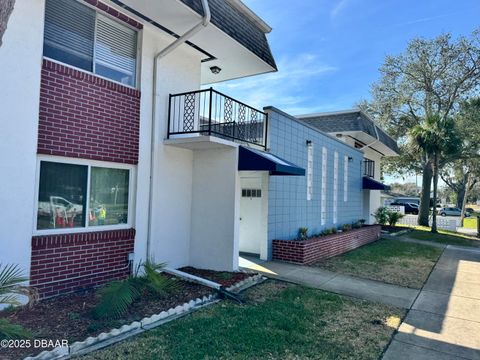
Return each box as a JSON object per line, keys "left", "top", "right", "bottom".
{"left": 410, "top": 115, "right": 459, "bottom": 233}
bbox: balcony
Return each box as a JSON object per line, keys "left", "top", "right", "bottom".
{"left": 167, "top": 88, "right": 268, "bottom": 149}
{"left": 363, "top": 159, "right": 375, "bottom": 178}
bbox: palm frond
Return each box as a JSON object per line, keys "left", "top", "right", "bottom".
{"left": 93, "top": 280, "right": 141, "bottom": 319}
{"left": 0, "top": 318, "right": 31, "bottom": 340}
{"left": 0, "top": 264, "right": 27, "bottom": 296}
{"left": 142, "top": 261, "right": 179, "bottom": 295}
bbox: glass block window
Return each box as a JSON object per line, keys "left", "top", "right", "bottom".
{"left": 321, "top": 147, "right": 327, "bottom": 225}
{"left": 306, "top": 143, "right": 314, "bottom": 201}
{"left": 333, "top": 151, "right": 338, "bottom": 224}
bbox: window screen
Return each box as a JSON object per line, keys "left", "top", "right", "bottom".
{"left": 37, "top": 161, "right": 88, "bottom": 230}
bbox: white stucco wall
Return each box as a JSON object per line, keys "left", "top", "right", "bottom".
{"left": 0, "top": 0, "right": 45, "bottom": 277}
{"left": 189, "top": 147, "right": 240, "bottom": 271}
{"left": 135, "top": 25, "right": 203, "bottom": 268}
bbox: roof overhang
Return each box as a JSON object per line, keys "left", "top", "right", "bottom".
{"left": 336, "top": 131, "right": 399, "bottom": 157}
{"left": 112, "top": 0, "right": 276, "bottom": 84}
{"left": 238, "top": 146, "right": 305, "bottom": 176}
{"left": 363, "top": 177, "right": 390, "bottom": 191}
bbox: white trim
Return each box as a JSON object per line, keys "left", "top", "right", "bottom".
{"left": 43, "top": 57, "right": 138, "bottom": 90}
{"left": 33, "top": 155, "right": 136, "bottom": 236}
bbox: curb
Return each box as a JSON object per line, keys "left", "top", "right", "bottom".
{"left": 24, "top": 274, "right": 265, "bottom": 360}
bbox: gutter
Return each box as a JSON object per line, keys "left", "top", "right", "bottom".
{"left": 146, "top": 0, "right": 211, "bottom": 260}
{"left": 359, "top": 116, "right": 380, "bottom": 151}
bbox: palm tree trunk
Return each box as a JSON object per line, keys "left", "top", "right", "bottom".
{"left": 431, "top": 154, "right": 439, "bottom": 233}
{"left": 418, "top": 161, "right": 433, "bottom": 226}
{"left": 0, "top": 0, "right": 16, "bottom": 47}
{"left": 460, "top": 175, "right": 472, "bottom": 226}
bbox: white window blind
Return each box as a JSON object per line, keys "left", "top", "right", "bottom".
{"left": 44, "top": 0, "right": 137, "bottom": 86}
{"left": 95, "top": 14, "right": 137, "bottom": 86}
{"left": 44, "top": 0, "right": 95, "bottom": 71}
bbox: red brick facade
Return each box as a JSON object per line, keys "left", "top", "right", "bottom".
{"left": 38, "top": 59, "right": 141, "bottom": 164}
{"left": 272, "top": 225, "right": 381, "bottom": 265}
{"left": 82, "top": 0, "right": 143, "bottom": 30}
{"left": 30, "top": 229, "right": 135, "bottom": 298}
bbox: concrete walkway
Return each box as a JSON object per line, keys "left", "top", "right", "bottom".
{"left": 383, "top": 245, "right": 480, "bottom": 359}
{"left": 239, "top": 257, "right": 419, "bottom": 308}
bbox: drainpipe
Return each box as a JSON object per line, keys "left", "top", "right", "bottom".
{"left": 146, "top": 0, "right": 211, "bottom": 260}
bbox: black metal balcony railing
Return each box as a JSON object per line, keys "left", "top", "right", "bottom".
{"left": 363, "top": 159, "right": 375, "bottom": 178}
{"left": 168, "top": 88, "right": 268, "bottom": 149}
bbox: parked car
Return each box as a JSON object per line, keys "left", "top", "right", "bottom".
{"left": 438, "top": 207, "right": 471, "bottom": 217}
{"left": 466, "top": 207, "right": 475, "bottom": 214}
{"left": 390, "top": 202, "right": 419, "bottom": 215}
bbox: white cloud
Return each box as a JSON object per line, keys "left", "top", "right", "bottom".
{"left": 210, "top": 53, "right": 338, "bottom": 113}
{"left": 330, "top": 0, "right": 350, "bottom": 19}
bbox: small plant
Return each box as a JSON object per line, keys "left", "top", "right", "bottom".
{"left": 298, "top": 227, "right": 308, "bottom": 240}
{"left": 0, "top": 264, "right": 33, "bottom": 339}
{"left": 387, "top": 211, "right": 405, "bottom": 227}
{"left": 342, "top": 223, "right": 352, "bottom": 232}
{"left": 373, "top": 207, "right": 390, "bottom": 225}
{"left": 330, "top": 227, "right": 338, "bottom": 234}
{"left": 93, "top": 260, "right": 178, "bottom": 320}
{"left": 359, "top": 219, "right": 366, "bottom": 225}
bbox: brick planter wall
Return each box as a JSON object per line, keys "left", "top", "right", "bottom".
{"left": 38, "top": 59, "right": 141, "bottom": 164}
{"left": 30, "top": 229, "right": 135, "bottom": 298}
{"left": 272, "top": 225, "right": 381, "bottom": 265}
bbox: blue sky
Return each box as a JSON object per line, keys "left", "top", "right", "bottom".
{"left": 215, "top": 0, "right": 479, "bottom": 116}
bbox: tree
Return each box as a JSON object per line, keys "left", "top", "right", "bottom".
{"left": 366, "top": 31, "right": 480, "bottom": 226}
{"left": 410, "top": 115, "right": 459, "bottom": 233}
{"left": 441, "top": 98, "right": 480, "bottom": 224}
{"left": 0, "top": 0, "right": 15, "bottom": 47}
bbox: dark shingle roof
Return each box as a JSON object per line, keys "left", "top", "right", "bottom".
{"left": 180, "top": 0, "right": 277, "bottom": 70}
{"left": 299, "top": 110, "right": 400, "bottom": 154}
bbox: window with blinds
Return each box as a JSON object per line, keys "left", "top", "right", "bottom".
{"left": 43, "top": 0, "right": 137, "bottom": 87}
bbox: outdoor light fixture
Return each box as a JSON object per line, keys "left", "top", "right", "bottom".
{"left": 210, "top": 66, "right": 222, "bottom": 74}
{"left": 348, "top": 156, "right": 353, "bottom": 162}
{"left": 306, "top": 140, "right": 312, "bottom": 146}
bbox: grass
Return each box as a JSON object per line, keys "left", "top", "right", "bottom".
{"left": 314, "top": 239, "right": 442, "bottom": 289}
{"left": 404, "top": 227, "right": 480, "bottom": 247}
{"left": 81, "top": 281, "right": 404, "bottom": 360}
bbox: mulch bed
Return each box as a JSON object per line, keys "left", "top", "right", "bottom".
{"left": 179, "top": 267, "right": 251, "bottom": 288}
{"left": 0, "top": 268, "right": 251, "bottom": 360}
{"left": 381, "top": 225, "right": 408, "bottom": 234}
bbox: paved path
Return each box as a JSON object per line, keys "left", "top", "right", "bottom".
{"left": 389, "top": 235, "right": 448, "bottom": 249}
{"left": 383, "top": 245, "right": 480, "bottom": 359}
{"left": 239, "top": 257, "right": 419, "bottom": 308}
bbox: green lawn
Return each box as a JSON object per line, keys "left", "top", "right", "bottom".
{"left": 314, "top": 239, "right": 442, "bottom": 289}
{"left": 81, "top": 281, "right": 404, "bottom": 360}
{"left": 405, "top": 228, "right": 480, "bottom": 247}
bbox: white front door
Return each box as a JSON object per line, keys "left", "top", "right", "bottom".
{"left": 239, "top": 177, "right": 264, "bottom": 255}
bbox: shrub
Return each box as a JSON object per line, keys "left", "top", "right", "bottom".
{"left": 373, "top": 207, "right": 390, "bottom": 225}
{"left": 93, "top": 260, "right": 178, "bottom": 320}
{"left": 298, "top": 227, "right": 308, "bottom": 240}
{"left": 387, "top": 211, "right": 405, "bottom": 227}
{"left": 342, "top": 223, "right": 352, "bottom": 232}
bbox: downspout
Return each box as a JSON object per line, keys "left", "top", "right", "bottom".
{"left": 146, "top": 0, "right": 211, "bottom": 260}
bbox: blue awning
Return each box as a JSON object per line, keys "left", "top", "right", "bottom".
{"left": 363, "top": 176, "right": 390, "bottom": 190}
{"left": 238, "top": 146, "right": 305, "bottom": 176}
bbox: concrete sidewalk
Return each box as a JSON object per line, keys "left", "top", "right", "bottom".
{"left": 383, "top": 246, "right": 480, "bottom": 360}
{"left": 239, "top": 257, "right": 419, "bottom": 308}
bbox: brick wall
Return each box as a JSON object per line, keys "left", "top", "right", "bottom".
{"left": 30, "top": 229, "right": 135, "bottom": 298}
{"left": 38, "top": 59, "right": 141, "bottom": 164}
{"left": 272, "top": 225, "right": 381, "bottom": 265}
